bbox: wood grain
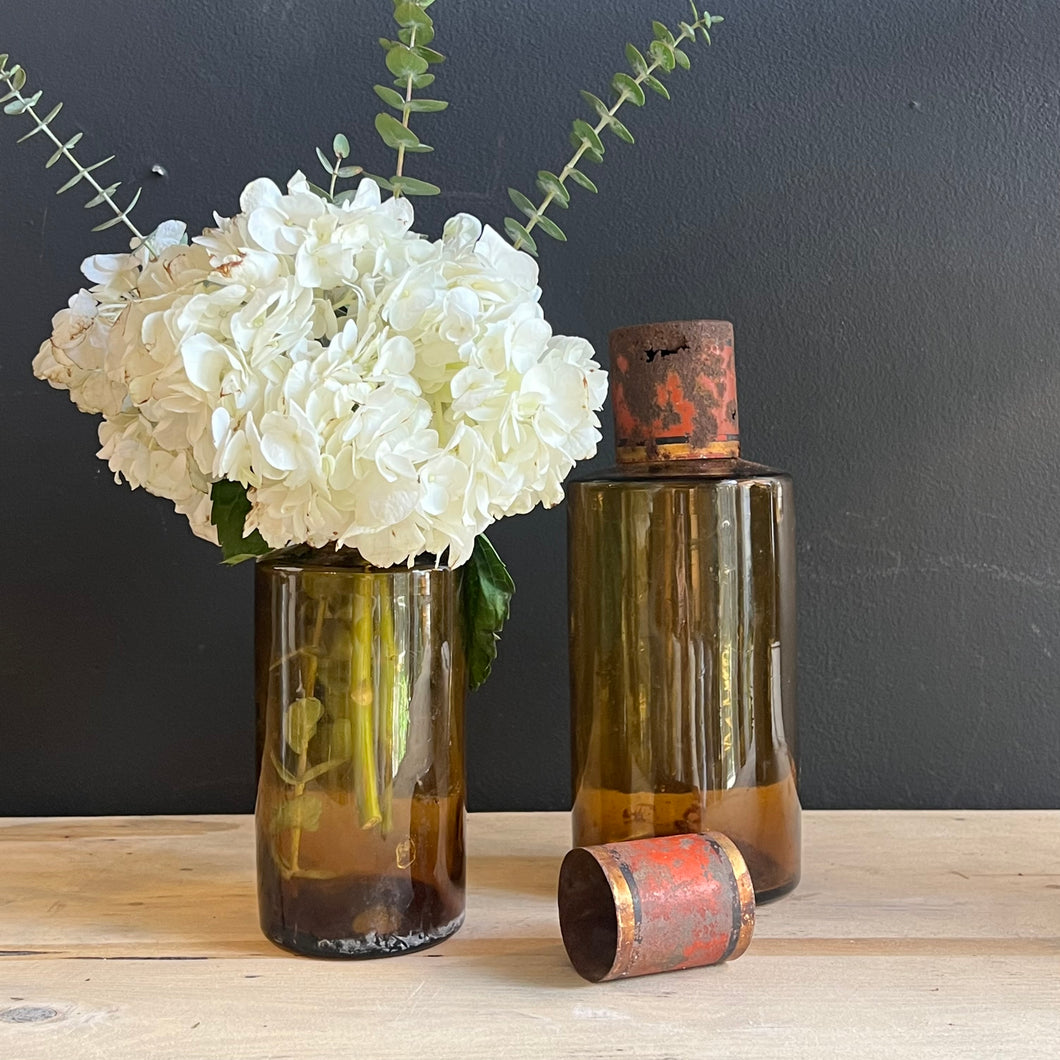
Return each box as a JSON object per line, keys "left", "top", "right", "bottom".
{"left": 0, "top": 811, "right": 1057, "bottom": 1058}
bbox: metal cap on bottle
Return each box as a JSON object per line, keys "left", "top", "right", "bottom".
{"left": 557, "top": 831, "right": 755, "bottom": 982}
{"left": 609, "top": 319, "right": 739, "bottom": 465}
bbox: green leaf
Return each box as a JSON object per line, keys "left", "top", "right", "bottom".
{"left": 388, "top": 175, "right": 441, "bottom": 195}
{"left": 535, "top": 170, "right": 570, "bottom": 207}
{"left": 16, "top": 100, "right": 62, "bottom": 141}
{"left": 304, "top": 180, "right": 332, "bottom": 200}
{"left": 690, "top": 0, "right": 700, "bottom": 21}
{"left": 570, "top": 118, "right": 604, "bottom": 157}
{"left": 408, "top": 71, "right": 436, "bottom": 89}
{"left": 4, "top": 95, "right": 36, "bottom": 116}
{"left": 650, "top": 39, "right": 677, "bottom": 72}
{"left": 379, "top": 36, "right": 398, "bottom": 51}
{"left": 55, "top": 155, "right": 111, "bottom": 193}
{"left": 373, "top": 83, "right": 406, "bottom": 109}
{"left": 567, "top": 168, "right": 598, "bottom": 193}
{"left": 90, "top": 188, "right": 143, "bottom": 231}
{"left": 580, "top": 90, "right": 611, "bottom": 122}
{"left": 393, "top": 1, "right": 432, "bottom": 30}
{"left": 416, "top": 45, "right": 446, "bottom": 63}
{"left": 286, "top": 697, "right": 323, "bottom": 756}
{"left": 643, "top": 74, "right": 670, "bottom": 100}
{"left": 625, "top": 43, "right": 648, "bottom": 76}
{"left": 209, "top": 479, "right": 272, "bottom": 564}
{"left": 9, "top": 66, "right": 26, "bottom": 92}
{"left": 332, "top": 133, "right": 350, "bottom": 158}
{"left": 336, "top": 164, "right": 364, "bottom": 178}
{"left": 503, "top": 216, "right": 538, "bottom": 256}
{"left": 679, "top": 21, "right": 696, "bottom": 38}
{"left": 608, "top": 117, "right": 634, "bottom": 144}
{"left": 612, "top": 72, "right": 646, "bottom": 106}
{"left": 653, "top": 21, "right": 676, "bottom": 45}
{"left": 375, "top": 111, "right": 422, "bottom": 150}
{"left": 316, "top": 146, "right": 335, "bottom": 175}
{"left": 84, "top": 182, "right": 121, "bottom": 209}
{"left": 461, "top": 534, "right": 516, "bottom": 691}
{"left": 46, "top": 132, "right": 83, "bottom": 167}
{"left": 386, "top": 44, "right": 429, "bottom": 78}
{"left": 270, "top": 793, "right": 323, "bottom": 836}
{"left": 534, "top": 214, "right": 566, "bottom": 242}
{"left": 404, "top": 98, "right": 448, "bottom": 112}
{"left": 399, "top": 22, "right": 435, "bottom": 47}
{"left": 508, "top": 186, "right": 537, "bottom": 218}
{"left": 355, "top": 173, "right": 394, "bottom": 192}
{"left": 674, "top": 48, "right": 691, "bottom": 70}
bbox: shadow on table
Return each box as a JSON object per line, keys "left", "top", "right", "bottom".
{"left": 467, "top": 855, "right": 560, "bottom": 899}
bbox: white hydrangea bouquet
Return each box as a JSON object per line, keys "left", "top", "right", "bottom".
{"left": 4, "top": 0, "right": 724, "bottom": 686}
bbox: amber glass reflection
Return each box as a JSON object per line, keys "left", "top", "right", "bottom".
{"left": 569, "top": 460, "right": 800, "bottom": 900}
{"left": 255, "top": 547, "right": 465, "bottom": 957}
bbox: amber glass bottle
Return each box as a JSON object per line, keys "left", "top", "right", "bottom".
{"left": 255, "top": 547, "right": 465, "bottom": 957}
{"left": 568, "top": 320, "right": 800, "bottom": 900}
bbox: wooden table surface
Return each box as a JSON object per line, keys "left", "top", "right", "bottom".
{"left": 0, "top": 811, "right": 1057, "bottom": 1059}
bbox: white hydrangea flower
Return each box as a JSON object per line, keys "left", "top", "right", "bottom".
{"left": 34, "top": 174, "right": 607, "bottom": 568}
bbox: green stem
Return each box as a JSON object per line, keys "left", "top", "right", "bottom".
{"left": 513, "top": 20, "right": 702, "bottom": 252}
{"left": 351, "top": 579, "right": 382, "bottom": 828}
{"left": 0, "top": 69, "right": 148, "bottom": 248}
{"left": 392, "top": 23, "right": 419, "bottom": 193}
{"left": 286, "top": 597, "right": 328, "bottom": 877}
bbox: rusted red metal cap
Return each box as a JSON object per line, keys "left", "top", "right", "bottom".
{"left": 609, "top": 319, "right": 739, "bottom": 464}
{"left": 557, "top": 831, "right": 755, "bottom": 982}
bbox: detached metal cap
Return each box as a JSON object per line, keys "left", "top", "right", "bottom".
{"left": 558, "top": 831, "right": 755, "bottom": 982}
{"left": 609, "top": 319, "right": 739, "bottom": 465}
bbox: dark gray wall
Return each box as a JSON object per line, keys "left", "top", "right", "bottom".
{"left": 2, "top": 0, "right": 1058, "bottom": 815}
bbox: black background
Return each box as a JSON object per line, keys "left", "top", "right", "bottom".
{"left": 2, "top": 0, "right": 1058, "bottom": 814}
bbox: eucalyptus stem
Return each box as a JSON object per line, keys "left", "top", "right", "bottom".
{"left": 0, "top": 55, "right": 148, "bottom": 247}
{"left": 351, "top": 579, "right": 382, "bottom": 829}
{"left": 392, "top": 23, "right": 418, "bottom": 191}
{"left": 287, "top": 597, "right": 328, "bottom": 876}
{"left": 506, "top": 7, "right": 724, "bottom": 255}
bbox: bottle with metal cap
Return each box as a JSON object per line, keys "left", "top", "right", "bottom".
{"left": 568, "top": 320, "right": 800, "bottom": 900}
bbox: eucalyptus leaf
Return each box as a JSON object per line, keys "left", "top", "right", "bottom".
{"left": 389, "top": 175, "right": 441, "bottom": 195}
{"left": 56, "top": 156, "right": 112, "bottom": 194}
{"left": 535, "top": 170, "right": 570, "bottom": 207}
{"left": 316, "top": 146, "right": 334, "bottom": 174}
{"left": 625, "top": 43, "right": 648, "bottom": 76}
{"left": 534, "top": 214, "right": 566, "bottom": 242}
{"left": 503, "top": 216, "right": 538, "bottom": 256}
{"left": 643, "top": 74, "right": 670, "bottom": 99}
{"left": 385, "top": 43, "right": 429, "bottom": 78}
{"left": 612, "top": 72, "right": 646, "bottom": 106}
{"left": 286, "top": 697, "right": 323, "bottom": 756}
{"left": 653, "top": 21, "right": 676, "bottom": 45}
{"left": 416, "top": 46, "right": 445, "bottom": 63}
{"left": 567, "top": 168, "right": 598, "bottom": 193}
{"left": 650, "top": 39, "right": 677, "bottom": 72}
{"left": 408, "top": 72, "right": 436, "bottom": 89}
{"left": 570, "top": 118, "right": 604, "bottom": 157}
{"left": 404, "top": 98, "right": 448, "bottom": 112}
{"left": 580, "top": 90, "right": 611, "bottom": 122}
{"left": 507, "top": 186, "right": 537, "bottom": 218}
{"left": 337, "top": 164, "right": 364, "bottom": 178}
{"left": 393, "top": 1, "right": 432, "bottom": 29}
{"left": 608, "top": 117, "right": 634, "bottom": 144}
{"left": 373, "top": 83, "right": 406, "bottom": 109}
{"left": 84, "top": 182, "right": 121, "bottom": 209}
{"left": 399, "top": 23, "right": 435, "bottom": 47}
{"left": 461, "top": 534, "right": 516, "bottom": 690}
{"left": 674, "top": 48, "right": 691, "bottom": 70}
{"left": 358, "top": 173, "right": 394, "bottom": 191}
{"left": 375, "top": 111, "right": 422, "bottom": 150}
{"left": 209, "top": 479, "right": 272, "bottom": 564}
{"left": 332, "top": 133, "right": 350, "bottom": 158}
{"left": 16, "top": 100, "right": 61, "bottom": 141}
{"left": 10, "top": 67, "right": 26, "bottom": 92}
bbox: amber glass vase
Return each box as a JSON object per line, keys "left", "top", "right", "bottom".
{"left": 569, "top": 320, "right": 800, "bottom": 901}
{"left": 255, "top": 546, "right": 465, "bottom": 957}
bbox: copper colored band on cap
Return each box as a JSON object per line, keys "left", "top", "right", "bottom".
{"left": 558, "top": 831, "right": 756, "bottom": 982}
{"left": 609, "top": 319, "right": 739, "bottom": 465}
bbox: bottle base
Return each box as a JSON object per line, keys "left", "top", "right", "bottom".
{"left": 263, "top": 911, "right": 465, "bottom": 959}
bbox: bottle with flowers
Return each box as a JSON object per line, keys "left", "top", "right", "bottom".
{"left": 3, "top": 0, "right": 725, "bottom": 956}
